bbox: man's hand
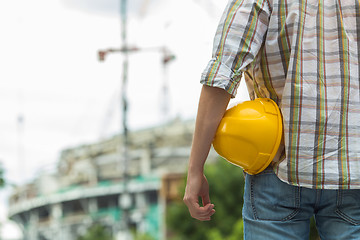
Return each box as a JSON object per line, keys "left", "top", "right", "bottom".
{"left": 183, "top": 86, "right": 230, "bottom": 221}
{"left": 183, "top": 173, "right": 215, "bottom": 221}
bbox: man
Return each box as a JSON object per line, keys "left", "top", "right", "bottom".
{"left": 183, "top": 0, "right": 360, "bottom": 239}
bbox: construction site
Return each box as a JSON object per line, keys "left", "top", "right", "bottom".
{"left": 8, "top": 119, "right": 218, "bottom": 240}
{"left": 2, "top": 0, "right": 225, "bottom": 239}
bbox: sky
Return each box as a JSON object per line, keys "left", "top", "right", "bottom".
{"left": 0, "top": 0, "right": 250, "bottom": 238}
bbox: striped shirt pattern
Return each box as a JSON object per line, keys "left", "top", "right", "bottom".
{"left": 201, "top": 0, "right": 360, "bottom": 189}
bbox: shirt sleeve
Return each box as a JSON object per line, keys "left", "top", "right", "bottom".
{"left": 200, "top": 0, "right": 272, "bottom": 97}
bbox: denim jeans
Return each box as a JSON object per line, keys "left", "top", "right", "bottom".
{"left": 243, "top": 167, "right": 360, "bottom": 240}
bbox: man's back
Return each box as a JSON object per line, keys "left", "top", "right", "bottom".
{"left": 201, "top": 0, "right": 360, "bottom": 189}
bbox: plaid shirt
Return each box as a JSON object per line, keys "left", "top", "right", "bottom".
{"left": 201, "top": 0, "right": 360, "bottom": 189}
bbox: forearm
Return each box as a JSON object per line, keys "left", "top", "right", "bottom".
{"left": 188, "top": 85, "right": 231, "bottom": 174}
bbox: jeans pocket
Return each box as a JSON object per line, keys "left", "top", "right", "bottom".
{"left": 249, "top": 169, "right": 300, "bottom": 221}
{"left": 336, "top": 189, "right": 360, "bottom": 225}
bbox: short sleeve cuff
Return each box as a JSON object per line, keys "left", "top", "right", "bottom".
{"left": 200, "top": 58, "right": 242, "bottom": 98}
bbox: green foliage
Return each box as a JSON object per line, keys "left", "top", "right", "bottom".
{"left": 132, "top": 232, "right": 156, "bottom": 240}
{"left": 167, "top": 158, "right": 320, "bottom": 240}
{"left": 227, "top": 219, "right": 244, "bottom": 240}
{"left": 206, "top": 219, "right": 244, "bottom": 240}
{"left": 77, "top": 224, "right": 113, "bottom": 240}
{"left": 167, "top": 159, "right": 245, "bottom": 240}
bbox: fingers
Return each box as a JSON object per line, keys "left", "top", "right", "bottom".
{"left": 195, "top": 204, "right": 216, "bottom": 221}
{"left": 183, "top": 196, "right": 215, "bottom": 221}
{"left": 202, "top": 193, "right": 211, "bottom": 206}
{"left": 198, "top": 204, "right": 216, "bottom": 221}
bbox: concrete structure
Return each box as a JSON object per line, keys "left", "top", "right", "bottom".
{"left": 8, "top": 119, "right": 218, "bottom": 240}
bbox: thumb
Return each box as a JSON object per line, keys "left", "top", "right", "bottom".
{"left": 202, "top": 193, "right": 211, "bottom": 207}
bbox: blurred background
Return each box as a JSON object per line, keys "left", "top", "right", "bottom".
{"left": 0, "top": 0, "right": 254, "bottom": 239}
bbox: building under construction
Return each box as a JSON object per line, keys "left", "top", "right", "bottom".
{"left": 8, "top": 119, "right": 218, "bottom": 240}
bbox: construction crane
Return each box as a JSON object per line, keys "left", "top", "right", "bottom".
{"left": 98, "top": 45, "right": 175, "bottom": 125}
{"left": 16, "top": 90, "right": 25, "bottom": 184}
{"left": 97, "top": 1, "right": 175, "bottom": 239}
{"left": 98, "top": 0, "right": 176, "bottom": 139}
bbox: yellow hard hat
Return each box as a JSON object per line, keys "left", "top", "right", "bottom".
{"left": 212, "top": 98, "right": 283, "bottom": 175}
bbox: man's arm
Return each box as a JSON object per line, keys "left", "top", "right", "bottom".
{"left": 183, "top": 85, "right": 231, "bottom": 221}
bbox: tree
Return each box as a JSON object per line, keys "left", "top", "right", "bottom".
{"left": 132, "top": 232, "right": 156, "bottom": 240}
{"left": 77, "top": 224, "right": 113, "bottom": 240}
